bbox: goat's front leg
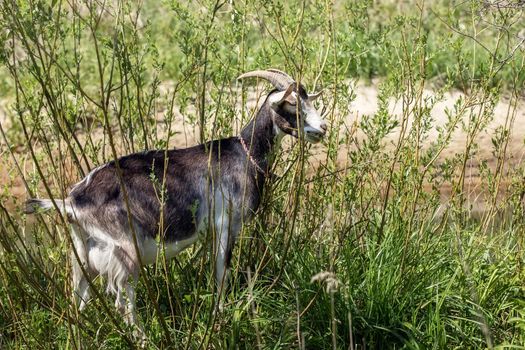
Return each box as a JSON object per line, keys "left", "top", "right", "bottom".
{"left": 214, "top": 210, "right": 239, "bottom": 311}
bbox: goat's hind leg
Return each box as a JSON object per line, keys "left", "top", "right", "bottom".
{"left": 70, "top": 224, "right": 94, "bottom": 311}
{"left": 110, "top": 241, "right": 145, "bottom": 342}
{"left": 125, "top": 280, "right": 144, "bottom": 338}
{"left": 114, "top": 278, "right": 144, "bottom": 344}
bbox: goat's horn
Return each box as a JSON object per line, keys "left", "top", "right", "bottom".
{"left": 237, "top": 69, "right": 294, "bottom": 90}
{"left": 266, "top": 68, "right": 294, "bottom": 80}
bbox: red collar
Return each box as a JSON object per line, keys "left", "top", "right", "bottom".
{"left": 238, "top": 136, "right": 269, "bottom": 177}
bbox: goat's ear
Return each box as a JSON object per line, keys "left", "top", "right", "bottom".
{"left": 271, "top": 84, "right": 295, "bottom": 108}
{"left": 308, "top": 90, "right": 323, "bottom": 101}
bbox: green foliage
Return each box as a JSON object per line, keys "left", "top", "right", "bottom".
{"left": 1, "top": 0, "right": 524, "bottom": 349}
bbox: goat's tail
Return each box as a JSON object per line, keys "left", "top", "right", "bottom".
{"left": 24, "top": 198, "right": 74, "bottom": 216}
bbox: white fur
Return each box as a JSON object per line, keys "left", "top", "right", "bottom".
{"left": 70, "top": 222, "right": 135, "bottom": 302}
{"left": 303, "top": 105, "right": 325, "bottom": 133}
{"left": 71, "top": 224, "right": 92, "bottom": 311}
{"left": 141, "top": 234, "right": 199, "bottom": 265}
{"left": 268, "top": 90, "right": 288, "bottom": 106}
{"left": 72, "top": 221, "right": 145, "bottom": 339}
{"left": 214, "top": 189, "right": 229, "bottom": 287}
{"left": 212, "top": 187, "right": 241, "bottom": 298}
{"left": 268, "top": 90, "right": 326, "bottom": 143}
{"left": 301, "top": 95, "right": 326, "bottom": 141}
{"left": 83, "top": 235, "right": 130, "bottom": 294}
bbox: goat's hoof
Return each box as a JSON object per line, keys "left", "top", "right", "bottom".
{"left": 132, "top": 328, "right": 147, "bottom": 348}
{"left": 139, "top": 336, "right": 147, "bottom": 349}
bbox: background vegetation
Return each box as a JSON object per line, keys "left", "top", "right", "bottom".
{"left": 0, "top": 0, "right": 524, "bottom": 348}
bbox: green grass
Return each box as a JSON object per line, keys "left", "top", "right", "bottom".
{"left": 1, "top": 0, "right": 525, "bottom": 349}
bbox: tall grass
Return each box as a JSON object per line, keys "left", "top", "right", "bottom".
{"left": 0, "top": 0, "right": 524, "bottom": 348}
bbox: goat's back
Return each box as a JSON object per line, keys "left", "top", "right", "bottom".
{"left": 68, "top": 137, "right": 257, "bottom": 242}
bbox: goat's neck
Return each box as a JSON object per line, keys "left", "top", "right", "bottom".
{"left": 239, "top": 102, "right": 281, "bottom": 171}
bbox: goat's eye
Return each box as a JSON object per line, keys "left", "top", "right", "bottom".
{"left": 288, "top": 101, "right": 297, "bottom": 107}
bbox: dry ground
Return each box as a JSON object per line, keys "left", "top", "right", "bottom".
{"left": 342, "top": 81, "right": 525, "bottom": 210}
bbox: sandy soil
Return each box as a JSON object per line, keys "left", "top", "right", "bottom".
{"left": 1, "top": 81, "right": 524, "bottom": 211}
{"left": 345, "top": 82, "right": 525, "bottom": 204}
{"left": 348, "top": 81, "right": 525, "bottom": 162}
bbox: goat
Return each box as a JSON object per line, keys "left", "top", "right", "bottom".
{"left": 25, "top": 68, "right": 327, "bottom": 336}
